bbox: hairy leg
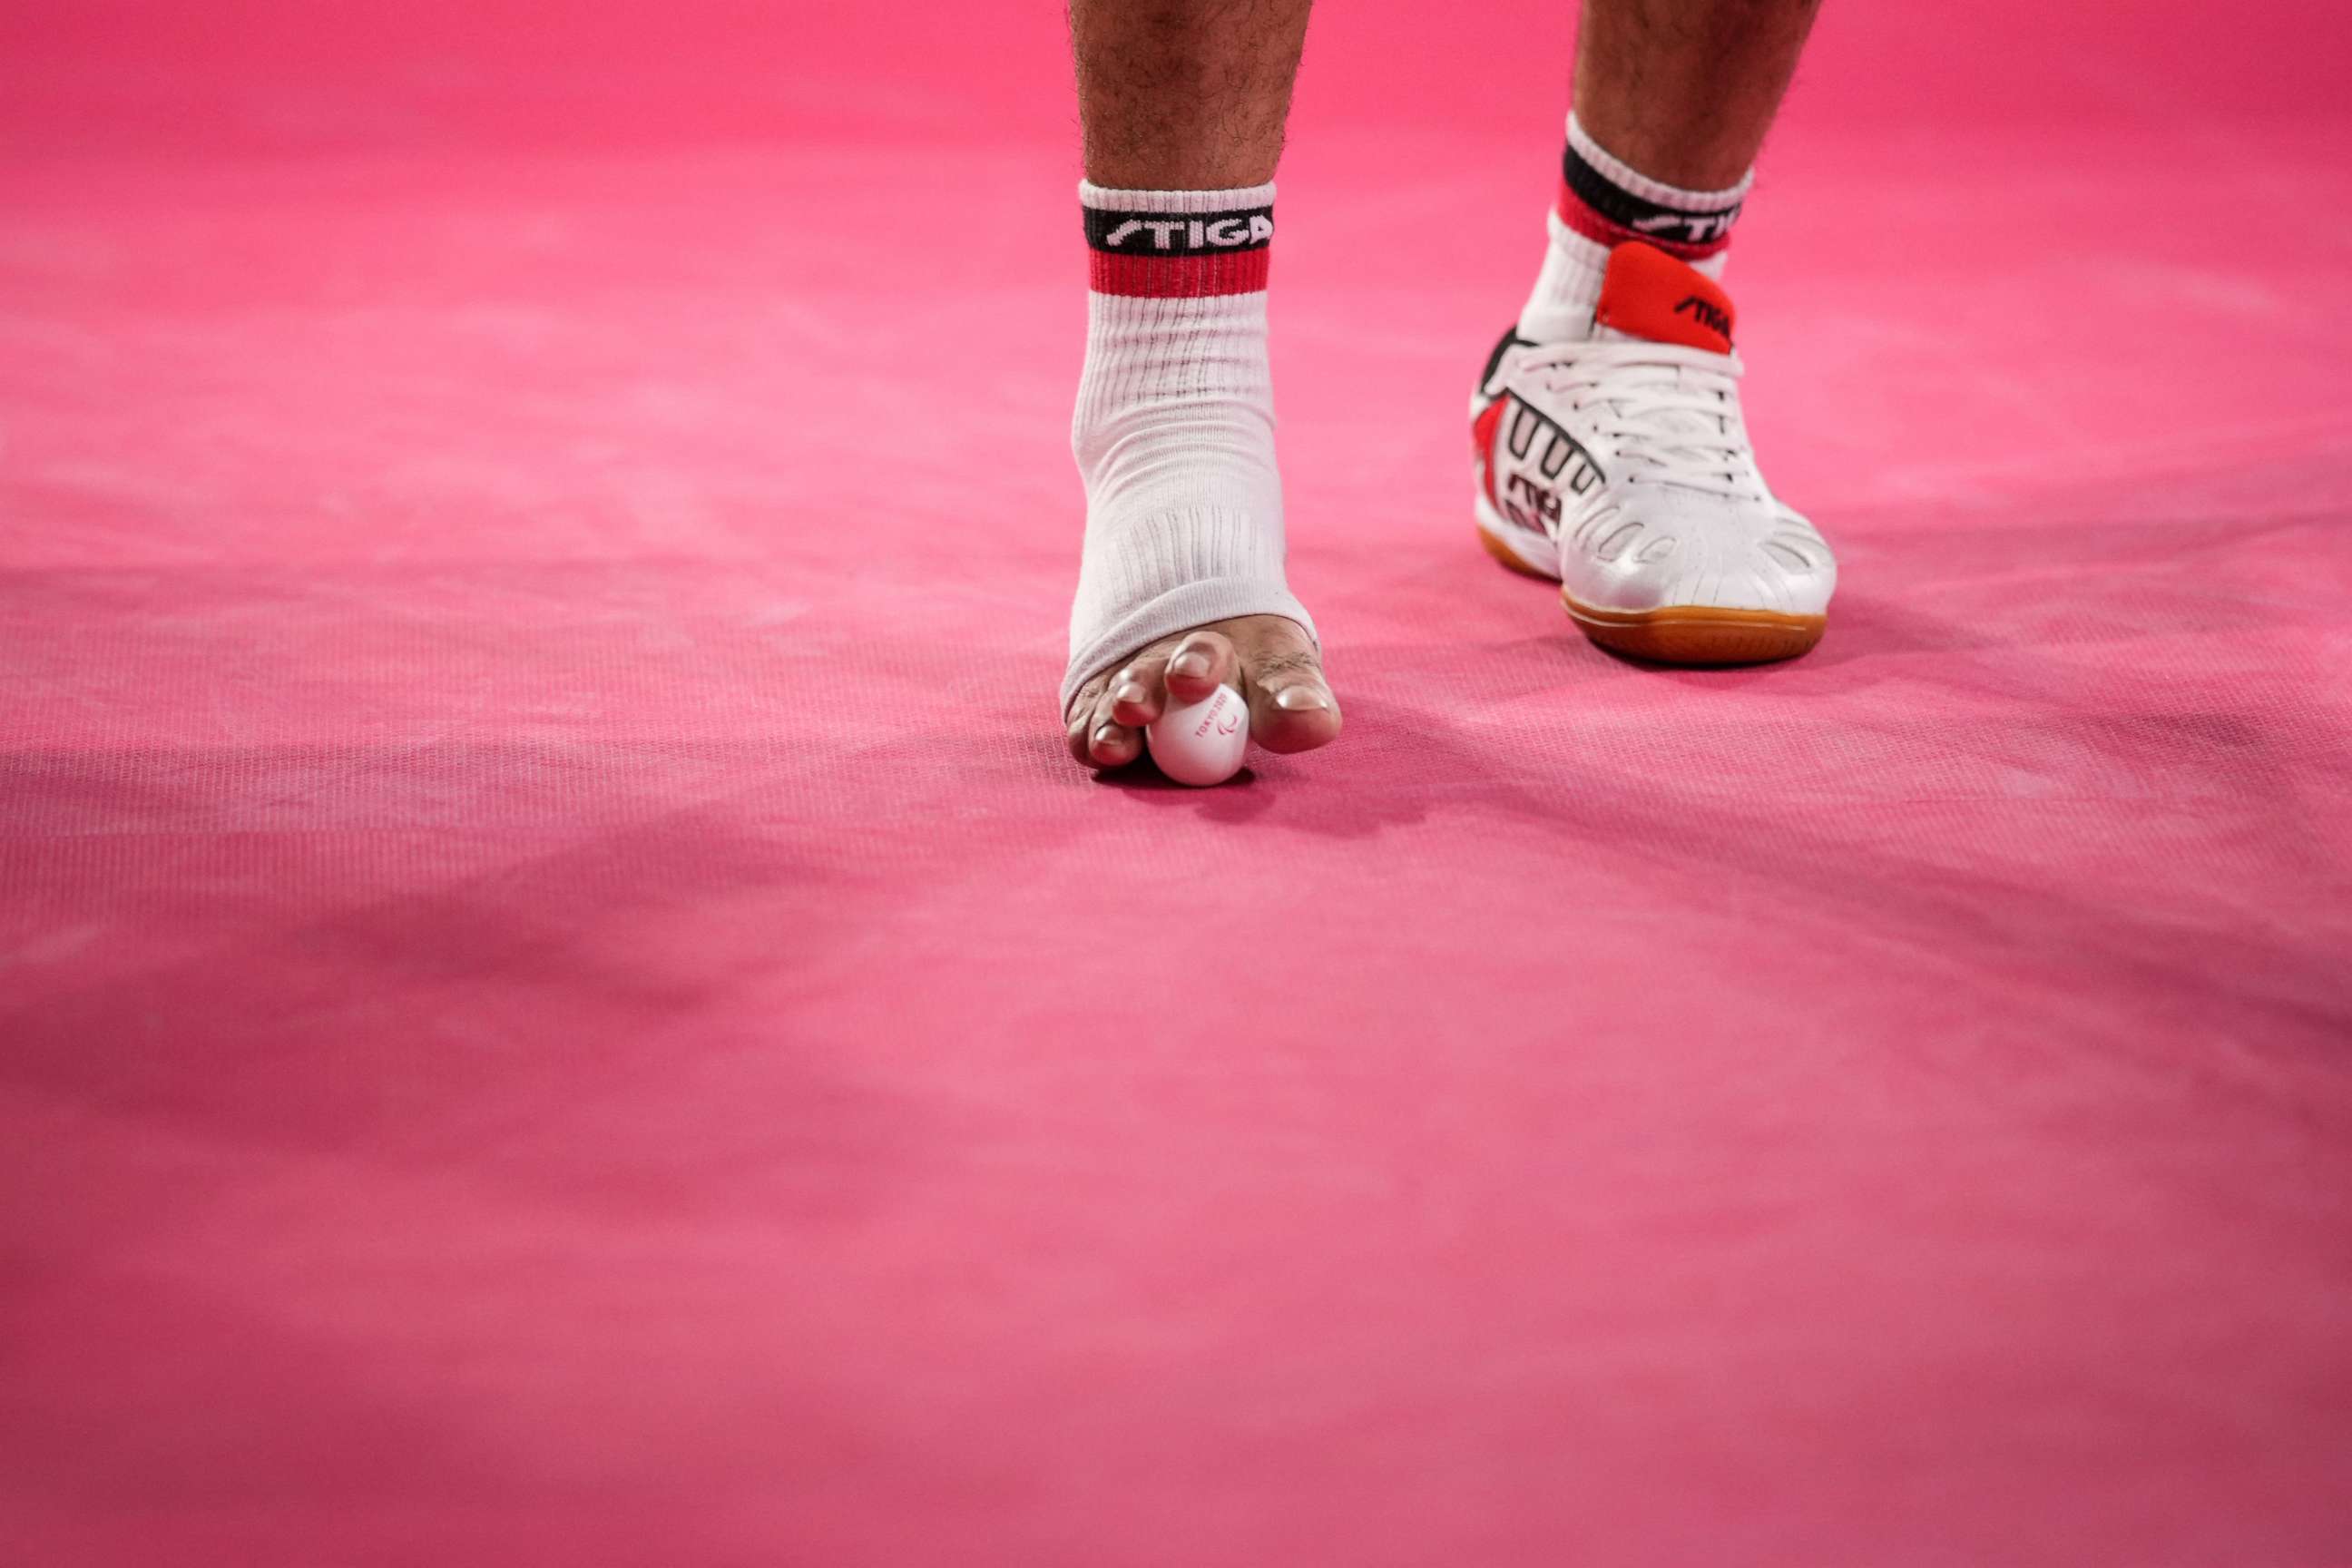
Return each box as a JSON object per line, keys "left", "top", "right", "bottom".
{"left": 1071, "top": 0, "right": 1314, "bottom": 189}
{"left": 1063, "top": 0, "right": 1338, "bottom": 773}
{"left": 1573, "top": 0, "right": 1824, "bottom": 188}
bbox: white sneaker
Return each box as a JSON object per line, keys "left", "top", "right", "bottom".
{"left": 1470, "top": 241, "right": 1835, "bottom": 664}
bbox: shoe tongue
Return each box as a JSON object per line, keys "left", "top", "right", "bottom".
{"left": 1593, "top": 241, "right": 1735, "bottom": 353}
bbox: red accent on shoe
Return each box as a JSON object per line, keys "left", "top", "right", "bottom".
{"left": 1553, "top": 181, "right": 1731, "bottom": 261}
{"left": 1593, "top": 242, "right": 1736, "bottom": 354}
{"left": 1089, "top": 249, "right": 1271, "bottom": 299}
{"left": 1470, "top": 395, "right": 1506, "bottom": 508}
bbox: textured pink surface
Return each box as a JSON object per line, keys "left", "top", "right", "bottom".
{"left": 5, "top": 2, "right": 2351, "bottom": 1563}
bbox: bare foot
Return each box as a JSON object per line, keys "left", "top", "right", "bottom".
{"left": 1063, "top": 613, "right": 1341, "bottom": 773}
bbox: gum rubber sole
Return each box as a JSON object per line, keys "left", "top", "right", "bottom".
{"left": 1476, "top": 522, "right": 1555, "bottom": 580}
{"left": 1476, "top": 519, "right": 1825, "bottom": 666}
{"left": 1562, "top": 593, "right": 1825, "bottom": 665}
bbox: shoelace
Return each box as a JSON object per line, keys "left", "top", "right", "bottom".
{"left": 1520, "top": 339, "right": 1763, "bottom": 503}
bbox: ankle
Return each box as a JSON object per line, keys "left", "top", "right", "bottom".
{"left": 1518, "top": 113, "right": 1748, "bottom": 343}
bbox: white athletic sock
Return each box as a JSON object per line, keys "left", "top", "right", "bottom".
{"left": 1063, "top": 181, "right": 1312, "bottom": 718}
{"left": 1518, "top": 113, "right": 1749, "bottom": 343}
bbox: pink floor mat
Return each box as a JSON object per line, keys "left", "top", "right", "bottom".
{"left": 4, "top": 1, "right": 2348, "bottom": 1562}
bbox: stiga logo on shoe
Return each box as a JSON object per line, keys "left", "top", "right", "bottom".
{"left": 1596, "top": 243, "right": 1737, "bottom": 353}
{"left": 1083, "top": 207, "right": 1275, "bottom": 255}
{"left": 1673, "top": 294, "right": 1732, "bottom": 338}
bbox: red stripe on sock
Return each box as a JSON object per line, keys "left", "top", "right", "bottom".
{"left": 1089, "top": 249, "right": 1271, "bottom": 299}
{"left": 1553, "top": 182, "right": 1730, "bottom": 261}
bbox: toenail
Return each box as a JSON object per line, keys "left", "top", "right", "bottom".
{"left": 1093, "top": 724, "right": 1122, "bottom": 749}
{"left": 1274, "top": 685, "right": 1329, "bottom": 712}
{"left": 1113, "top": 681, "right": 1148, "bottom": 707}
{"left": 1171, "top": 651, "right": 1210, "bottom": 681}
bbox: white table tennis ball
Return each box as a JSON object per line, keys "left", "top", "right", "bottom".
{"left": 1146, "top": 683, "right": 1250, "bottom": 787}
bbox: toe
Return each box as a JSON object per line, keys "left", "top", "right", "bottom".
{"left": 1105, "top": 652, "right": 1170, "bottom": 730}
{"left": 1087, "top": 718, "right": 1142, "bottom": 769}
{"left": 1233, "top": 619, "right": 1341, "bottom": 756}
{"left": 1064, "top": 674, "right": 1110, "bottom": 764}
{"left": 1162, "top": 631, "right": 1240, "bottom": 707}
{"left": 1085, "top": 682, "right": 1143, "bottom": 769}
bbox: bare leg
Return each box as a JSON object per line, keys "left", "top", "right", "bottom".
{"left": 1062, "top": 0, "right": 1339, "bottom": 774}
{"left": 1573, "top": 0, "right": 1824, "bottom": 188}
{"left": 1072, "top": 0, "right": 1313, "bottom": 190}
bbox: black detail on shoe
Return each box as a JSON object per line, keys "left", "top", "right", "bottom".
{"left": 1505, "top": 472, "right": 1563, "bottom": 533}
{"left": 1491, "top": 397, "right": 1606, "bottom": 538}
{"left": 1476, "top": 325, "right": 1534, "bottom": 399}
